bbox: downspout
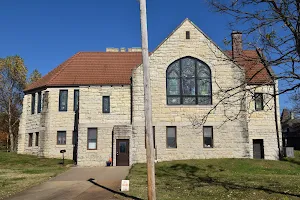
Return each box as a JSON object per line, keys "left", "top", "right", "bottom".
{"left": 256, "top": 48, "right": 282, "bottom": 159}
{"left": 273, "top": 83, "right": 282, "bottom": 159}
{"left": 111, "top": 130, "right": 114, "bottom": 166}
{"left": 130, "top": 77, "right": 133, "bottom": 125}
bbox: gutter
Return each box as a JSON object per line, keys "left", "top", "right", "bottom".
{"left": 130, "top": 77, "right": 133, "bottom": 124}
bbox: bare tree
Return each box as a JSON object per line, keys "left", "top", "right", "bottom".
{"left": 290, "top": 89, "right": 300, "bottom": 117}
{"left": 207, "top": 0, "right": 300, "bottom": 95}
{"left": 0, "top": 56, "right": 27, "bottom": 152}
{"left": 187, "top": 0, "right": 300, "bottom": 159}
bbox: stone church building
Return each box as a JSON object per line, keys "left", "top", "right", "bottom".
{"left": 18, "top": 19, "right": 281, "bottom": 166}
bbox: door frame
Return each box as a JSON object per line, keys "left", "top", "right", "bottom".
{"left": 253, "top": 139, "right": 264, "bottom": 159}
{"left": 116, "top": 139, "right": 130, "bottom": 166}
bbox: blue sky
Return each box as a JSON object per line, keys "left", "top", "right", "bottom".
{"left": 0, "top": 0, "right": 290, "bottom": 110}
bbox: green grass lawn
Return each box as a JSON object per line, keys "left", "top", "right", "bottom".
{"left": 126, "top": 152, "right": 300, "bottom": 200}
{"left": 0, "top": 152, "right": 72, "bottom": 199}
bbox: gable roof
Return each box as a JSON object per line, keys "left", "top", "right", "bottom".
{"left": 25, "top": 19, "right": 274, "bottom": 93}
{"left": 25, "top": 50, "right": 273, "bottom": 92}
{"left": 25, "top": 52, "right": 143, "bottom": 92}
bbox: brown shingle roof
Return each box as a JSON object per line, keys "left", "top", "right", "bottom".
{"left": 25, "top": 50, "right": 273, "bottom": 92}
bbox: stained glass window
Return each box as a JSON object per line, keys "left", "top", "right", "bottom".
{"left": 166, "top": 57, "right": 212, "bottom": 105}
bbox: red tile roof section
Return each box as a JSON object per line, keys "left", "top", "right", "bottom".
{"left": 25, "top": 50, "right": 273, "bottom": 92}
{"left": 225, "top": 50, "right": 273, "bottom": 84}
{"left": 25, "top": 52, "right": 143, "bottom": 92}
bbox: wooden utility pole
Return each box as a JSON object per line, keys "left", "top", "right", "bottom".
{"left": 139, "top": 0, "right": 156, "bottom": 199}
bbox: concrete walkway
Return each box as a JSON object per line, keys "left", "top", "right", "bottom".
{"left": 6, "top": 166, "right": 137, "bottom": 200}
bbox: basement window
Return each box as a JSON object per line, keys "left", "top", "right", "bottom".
{"left": 166, "top": 126, "right": 177, "bottom": 148}
{"left": 186, "top": 31, "right": 190, "bottom": 39}
{"left": 203, "top": 126, "right": 213, "bottom": 148}
{"left": 35, "top": 132, "right": 39, "bottom": 146}
{"left": 28, "top": 133, "right": 33, "bottom": 147}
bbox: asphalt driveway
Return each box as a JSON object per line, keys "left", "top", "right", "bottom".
{"left": 6, "top": 166, "right": 136, "bottom": 200}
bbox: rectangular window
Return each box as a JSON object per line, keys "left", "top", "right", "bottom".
{"left": 35, "top": 132, "right": 39, "bottom": 146}
{"left": 59, "top": 90, "right": 68, "bottom": 111}
{"left": 31, "top": 93, "right": 35, "bottom": 114}
{"left": 74, "top": 90, "right": 79, "bottom": 111}
{"left": 87, "top": 128, "right": 97, "bottom": 150}
{"left": 145, "top": 126, "right": 156, "bottom": 148}
{"left": 186, "top": 31, "right": 190, "bottom": 39}
{"left": 254, "top": 93, "right": 263, "bottom": 111}
{"left": 102, "top": 96, "right": 110, "bottom": 113}
{"left": 57, "top": 131, "right": 66, "bottom": 145}
{"left": 28, "top": 133, "right": 33, "bottom": 147}
{"left": 166, "top": 126, "right": 177, "bottom": 148}
{"left": 37, "top": 92, "right": 42, "bottom": 113}
{"left": 203, "top": 126, "right": 213, "bottom": 148}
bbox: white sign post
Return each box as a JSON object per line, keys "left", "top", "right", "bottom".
{"left": 121, "top": 180, "right": 129, "bottom": 192}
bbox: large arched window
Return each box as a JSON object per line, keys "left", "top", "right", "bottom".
{"left": 166, "top": 57, "right": 212, "bottom": 105}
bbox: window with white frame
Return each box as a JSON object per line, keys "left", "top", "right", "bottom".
{"left": 87, "top": 128, "right": 97, "bottom": 150}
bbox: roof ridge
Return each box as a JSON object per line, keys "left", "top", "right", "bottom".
{"left": 78, "top": 51, "right": 143, "bottom": 53}
{"left": 48, "top": 52, "right": 81, "bottom": 85}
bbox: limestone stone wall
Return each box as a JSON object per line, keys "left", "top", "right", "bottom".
{"left": 77, "top": 86, "right": 131, "bottom": 166}
{"left": 79, "top": 86, "right": 131, "bottom": 124}
{"left": 246, "top": 84, "right": 282, "bottom": 160}
{"left": 18, "top": 88, "right": 76, "bottom": 159}
{"left": 18, "top": 85, "right": 132, "bottom": 166}
{"left": 131, "top": 19, "right": 279, "bottom": 163}
{"left": 43, "top": 88, "right": 75, "bottom": 159}
{"left": 17, "top": 95, "right": 28, "bottom": 154}
{"left": 18, "top": 91, "right": 43, "bottom": 155}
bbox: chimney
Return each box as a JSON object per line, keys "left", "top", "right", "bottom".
{"left": 120, "top": 47, "right": 126, "bottom": 52}
{"left": 231, "top": 31, "right": 242, "bottom": 59}
{"left": 106, "top": 48, "right": 119, "bottom": 52}
{"left": 128, "top": 47, "right": 142, "bottom": 52}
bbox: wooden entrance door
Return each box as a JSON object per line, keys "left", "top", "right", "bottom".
{"left": 253, "top": 139, "right": 264, "bottom": 159}
{"left": 116, "top": 139, "right": 129, "bottom": 166}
